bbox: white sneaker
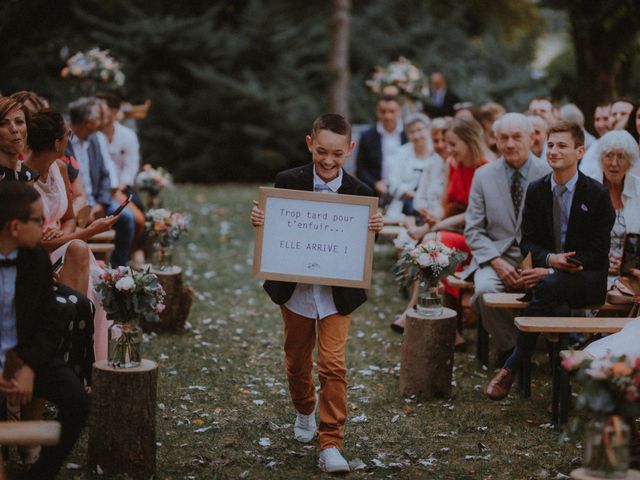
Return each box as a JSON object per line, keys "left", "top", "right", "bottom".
{"left": 319, "top": 447, "right": 350, "bottom": 473}
{"left": 294, "top": 395, "right": 317, "bottom": 442}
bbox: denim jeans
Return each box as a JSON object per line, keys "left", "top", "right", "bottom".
{"left": 105, "top": 200, "right": 135, "bottom": 266}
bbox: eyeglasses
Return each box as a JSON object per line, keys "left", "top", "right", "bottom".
{"left": 603, "top": 152, "right": 629, "bottom": 164}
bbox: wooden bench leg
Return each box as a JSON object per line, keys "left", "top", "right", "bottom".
{"left": 558, "top": 334, "right": 571, "bottom": 425}
{"left": 518, "top": 360, "right": 531, "bottom": 398}
{"left": 550, "top": 338, "right": 561, "bottom": 427}
{"left": 476, "top": 314, "right": 489, "bottom": 368}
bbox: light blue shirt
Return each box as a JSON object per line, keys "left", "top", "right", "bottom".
{"left": 0, "top": 250, "right": 19, "bottom": 369}
{"left": 550, "top": 171, "right": 579, "bottom": 252}
{"left": 70, "top": 134, "right": 95, "bottom": 205}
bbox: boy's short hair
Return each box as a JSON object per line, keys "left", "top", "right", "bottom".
{"left": 548, "top": 120, "right": 585, "bottom": 147}
{"left": 0, "top": 182, "right": 41, "bottom": 230}
{"left": 311, "top": 113, "right": 352, "bottom": 142}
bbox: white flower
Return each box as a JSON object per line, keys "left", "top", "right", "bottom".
{"left": 115, "top": 276, "right": 135, "bottom": 291}
{"left": 436, "top": 253, "right": 450, "bottom": 267}
{"left": 417, "top": 253, "right": 433, "bottom": 267}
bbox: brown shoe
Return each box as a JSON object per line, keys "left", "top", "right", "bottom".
{"left": 485, "top": 368, "right": 514, "bottom": 401}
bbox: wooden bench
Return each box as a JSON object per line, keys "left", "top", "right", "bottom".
{"left": 0, "top": 420, "right": 61, "bottom": 479}
{"left": 86, "top": 229, "right": 116, "bottom": 263}
{"left": 484, "top": 292, "right": 631, "bottom": 313}
{"left": 514, "top": 316, "right": 631, "bottom": 426}
{"left": 379, "top": 215, "right": 416, "bottom": 241}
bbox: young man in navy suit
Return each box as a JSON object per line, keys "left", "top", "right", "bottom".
{"left": 355, "top": 95, "right": 407, "bottom": 202}
{"left": 485, "top": 121, "right": 615, "bottom": 400}
{"left": 251, "top": 114, "right": 383, "bottom": 473}
{"left": 0, "top": 182, "right": 89, "bottom": 479}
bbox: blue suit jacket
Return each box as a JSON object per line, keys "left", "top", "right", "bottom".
{"left": 66, "top": 134, "right": 112, "bottom": 206}
{"left": 355, "top": 127, "right": 408, "bottom": 190}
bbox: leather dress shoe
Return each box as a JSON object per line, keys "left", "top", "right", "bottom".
{"left": 485, "top": 368, "right": 514, "bottom": 401}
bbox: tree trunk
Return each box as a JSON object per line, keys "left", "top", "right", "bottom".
{"left": 141, "top": 266, "right": 194, "bottom": 333}
{"left": 327, "top": 0, "right": 351, "bottom": 118}
{"left": 567, "top": 1, "right": 640, "bottom": 132}
{"left": 88, "top": 360, "right": 158, "bottom": 479}
{"left": 400, "top": 308, "right": 456, "bottom": 400}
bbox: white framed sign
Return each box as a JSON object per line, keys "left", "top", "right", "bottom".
{"left": 253, "top": 187, "right": 377, "bottom": 288}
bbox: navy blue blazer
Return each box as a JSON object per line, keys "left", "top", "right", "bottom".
{"left": 14, "top": 247, "right": 65, "bottom": 375}
{"left": 66, "top": 134, "right": 112, "bottom": 206}
{"left": 262, "top": 163, "right": 374, "bottom": 315}
{"left": 355, "top": 127, "right": 408, "bottom": 190}
{"left": 520, "top": 171, "right": 615, "bottom": 302}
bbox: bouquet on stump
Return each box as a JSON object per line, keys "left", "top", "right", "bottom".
{"left": 562, "top": 352, "right": 640, "bottom": 477}
{"left": 144, "top": 208, "right": 189, "bottom": 270}
{"left": 395, "top": 240, "right": 467, "bottom": 316}
{"left": 95, "top": 266, "right": 165, "bottom": 368}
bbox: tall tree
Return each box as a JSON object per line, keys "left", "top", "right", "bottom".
{"left": 564, "top": 0, "right": 640, "bottom": 119}
{"left": 327, "top": 0, "right": 351, "bottom": 118}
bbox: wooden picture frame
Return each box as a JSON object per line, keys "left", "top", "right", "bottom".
{"left": 253, "top": 187, "right": 377, "bottom": 288}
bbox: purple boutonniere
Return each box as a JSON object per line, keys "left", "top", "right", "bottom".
{"left": 581, "top": 203, "right": 588, "bottom": 212}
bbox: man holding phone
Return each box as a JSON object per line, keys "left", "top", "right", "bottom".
{"left": 486, "top": 121, "right": 616, "bottom": 400}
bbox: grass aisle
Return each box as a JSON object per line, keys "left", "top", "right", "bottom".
{"left": 63, "top": 184, "right": 581, "bottom": 479}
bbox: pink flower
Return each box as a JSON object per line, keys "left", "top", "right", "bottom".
{"left": 561, "top": 355, "right": 582, "bottom": 372}
{"left": 156, "top": 303, "right": 166, "bottom": 313}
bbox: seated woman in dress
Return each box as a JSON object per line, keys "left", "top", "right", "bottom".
{"left": 392, "top": 118, "right": 490, "bottom": 340}
{"left": 0, "top": 96, "right": 38, "bottom": 183}
{"left": 588, "top": 130, "right": 640, "bottom": 285}
{"left": 24, "top": 109, "right": 120, "bottom": 361}
{"left": 412, "top": 117, "right": 451, "bottom": 225}
{"left": 386, "top": 113, "right": 432, "bottom": 217}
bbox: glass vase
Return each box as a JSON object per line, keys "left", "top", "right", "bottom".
{"left": 584, "top": 415, "right": 630, "bottom": 478}
{"left": 151, "top": 241, "right": 174, "bottom": 270}
{"left": 108, "top": 321, "right": 142, "bottom": 368}
{"left": 415, "top": 281, "right": 443, "bottom": 317}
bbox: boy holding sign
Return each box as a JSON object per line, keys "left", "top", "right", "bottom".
{"left": 251, "top": 114, "right": 383, "bottom": 473}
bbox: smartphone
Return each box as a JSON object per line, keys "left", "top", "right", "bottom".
{"left": 52, "top": 256, "right": 64, "bottom": 273}
{"left": 621, "top": 232, "right": 640, "bottom": 276}
{"left": 111, "top": 194, "right": 132, "bottom": 216}
{"left": 567, "top": 256, "right": 583, "bottom": 267}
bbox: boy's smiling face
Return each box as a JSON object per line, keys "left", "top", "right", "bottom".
{"left": 306, "top": 129, "right": 355, "bottom": 182}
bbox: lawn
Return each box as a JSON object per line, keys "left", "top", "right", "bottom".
{"left": 58, "top": 183, "right": 582, "bottom": 479}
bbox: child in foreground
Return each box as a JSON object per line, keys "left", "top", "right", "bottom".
{"left": 251, "top": 113, "right": 383, "bottom": 473}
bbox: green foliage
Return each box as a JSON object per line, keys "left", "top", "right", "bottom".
{"left": 1, "top": 0, "right": 545, "bottom": 182}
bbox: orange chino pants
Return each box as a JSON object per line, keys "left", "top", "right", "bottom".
{"left": 281, "top": 306, "right": 351, "bottom": 450}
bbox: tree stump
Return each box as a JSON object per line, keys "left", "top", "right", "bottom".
{"left": 400, "top": 308, "right": 456, "bottom": 400}
{"left": 142, "top": 266, "right": 194, "bottom": 333}
{"left": 88, "top": 360, "right": 158, "bottom": 479}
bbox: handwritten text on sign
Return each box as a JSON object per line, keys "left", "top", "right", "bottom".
{"left": 259, "top": 195, "right": 371, "bottom": 283}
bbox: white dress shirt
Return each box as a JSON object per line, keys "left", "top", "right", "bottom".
{"left": 108, "top": 122, "right": 140, "bottom": 187}
{"left": 284, "top": 169, "right": 342, "bottom": 320}
{"left": 376, "top": 121, "right": 404, "bottom": 182}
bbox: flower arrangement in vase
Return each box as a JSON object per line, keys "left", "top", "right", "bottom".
{"left": 144, "top": 208, "right": 189, "bottom": 270}
{"left": 395, "top": 240, "right": 467, "bottom": 316}
{"left": 95, "top": 266, "right": 165, "bottom": 368}
{"left": 60, "top": 48, "right": 125, "bottom": 94}
{"left": 562, "top": 352, "right": 640, "bottom": 478}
